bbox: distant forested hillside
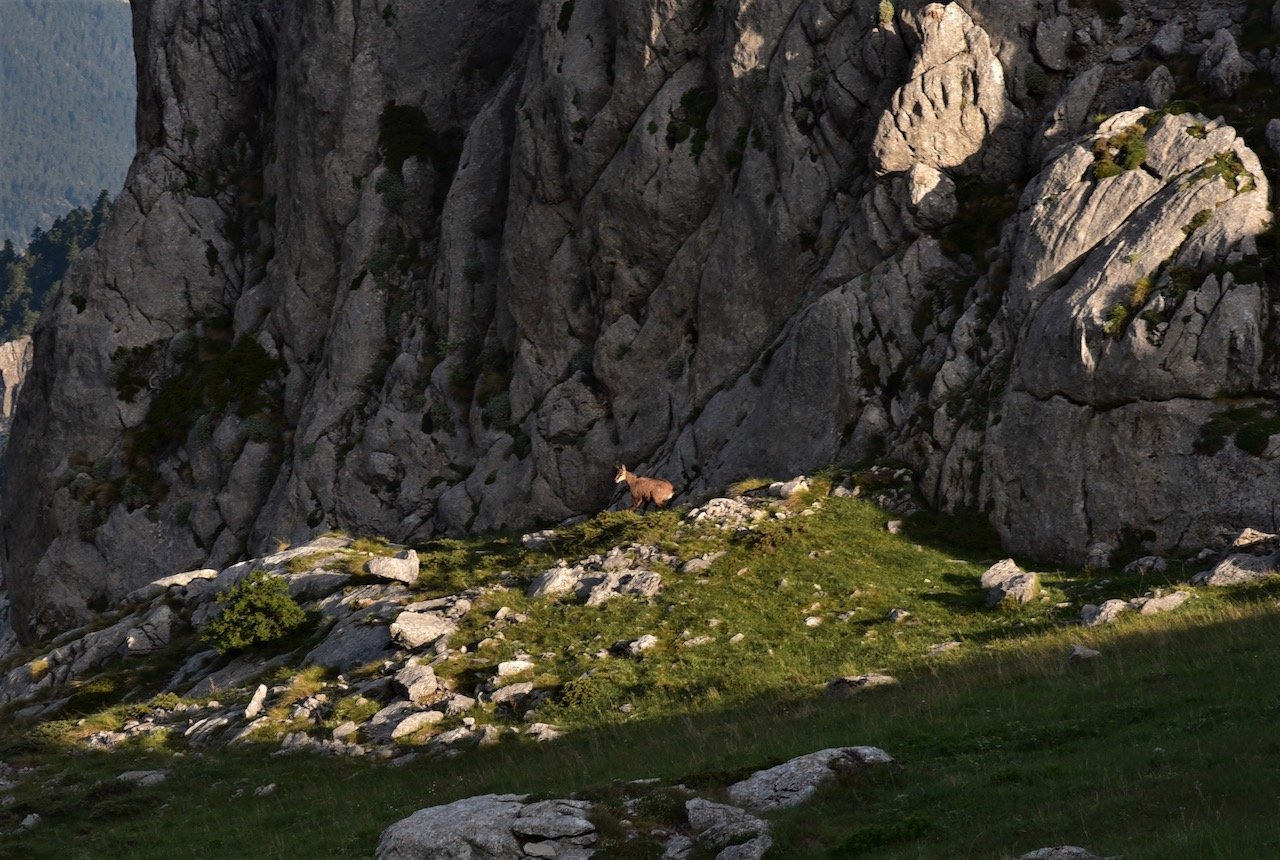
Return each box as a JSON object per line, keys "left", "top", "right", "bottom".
{"left": 0, "top": 0, "right": 135, "bottom": 245}
{"left": 0, "top": 192, "right": 112, "bottom": 341}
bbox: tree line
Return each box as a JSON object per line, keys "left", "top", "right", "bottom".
{"left": 0, "top": 192, "right": 112, "bottom": 342}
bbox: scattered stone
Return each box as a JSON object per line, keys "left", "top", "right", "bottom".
{"left": 729, "top": 633, "right": 745, "bottom": 644}
{"left": 365, "top": 550, "right": 420, "bottom": 584}
{"left": 681, "top": 636, "right": 713, "bottom": 648}
{"left": 17, "top": 812, "right": 40, "bottom": 832}
{"left": 804, "top": 616, "right": 822, "bottom": 627}
{"left": 770, "top": 476, "right": 810, "bottom": 499}
{"left": 980, "top": 559, "right": 1021, "bottom": 588}
{"left": 254, "top": 783, "right": 277, "bottom": 797}
{"left": 1148, "top": 22, "right": 1184, "bottom": 58}
{"left": 1081, "top": 599, "right": 1129, "bottom": 628}
{"left": 390, "top": 612, "right": 457, "bottom": 650}
{"left": 826, "top": 674, "right": 898, "bottom": 697}
{"left": 927, "top": 641, "right": 961, "bottom": 657}
{"left": 1123, "top": 556, "right": 1167, "bottom": 577}
{"left": 333, "top": 721, "right": 359, "bottom": 741}
{"left": 886, "top": 520, "right": 904, "bottom": 535}
{"left": 1034, "top": 15, "right": 1073, "bottom": 71}
{"left": 1016, "top": 849, "right": 1105, "bottom": 860}
{"left": 377, "top": 795, "right": 596, "bottom": 860}
{"left": 391, "top": 711, "right": 443, "bottom": 740}
{"left": 521, "top": 530, "right": 556, "bottom": 551}
{"left": 686, "top": 797, "right": 771, "bottom": 856}
{"left": 1133, "top": 591, "right": 1191, "bottom": 616}
{"left": 489, "top": 683, "right": 534, "bottom": 707}
{"left": 1193, "top": 553, "right": 1279, "bottom": 587}
{"left": 395, "top": 662, "right": 439, "bottom": 704}
{"left": 116, "top": 769, "right": 168, "bottom": 787}
{"left": 728, "top": 747, "right": 895, "bottom": 812}
{"left": 1198, "top": 29, "right": 1243, "bottom": 99}
{"left": 497, "top": 659, "right": 535, "bottom": 677}
{"left": 987, "top": 572, "right": 1040, "bottom": 608}
{"left": 526, "top": 723, "right": 562, "bottom": 742}
{"left": 680, "top": 552, "right": 726, "bottom": 574}
{"left": 1067, "top": 645, "right": 1101, "bottom": 664}
{"left": 1143, "top": 65, "right": 1175, "bottom": 110}
{"left": 244, "top": 683, "right": 268, "bottom": 720}
{"left": 618, "top": 634, "right": 659, "bottom": 657}
{"left": 887, "top": 609, "right": 910, "bottom": 624}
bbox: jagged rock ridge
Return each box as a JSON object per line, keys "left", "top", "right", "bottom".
{"left": 2, "top": 0, "right": 1277, "bottom": 640}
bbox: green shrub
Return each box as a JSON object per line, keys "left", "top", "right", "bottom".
{"left": 1102, "top": 303, "right": 1129, "bottom": 337}
{"left": 202, "top": 571, "right": 306, "bottom": 654}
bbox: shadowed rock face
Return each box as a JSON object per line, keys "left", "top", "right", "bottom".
{"left": 2, "top": 0, "right": 1275, "bottom": 640}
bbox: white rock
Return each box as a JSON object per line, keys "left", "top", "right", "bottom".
{"left": 244, "top": 683, "right": 269, "bottom": 720}
{"left": 365, "top": 550, "right": 419, "bottom": 584}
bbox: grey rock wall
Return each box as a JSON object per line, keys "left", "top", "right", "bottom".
{"left": 3, "top": 0, "right": 1276, "bottom": 640}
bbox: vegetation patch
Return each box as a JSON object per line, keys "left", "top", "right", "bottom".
{"left": 1195, "top": 405, "right": 1280, "bottom": 457}
{"left": 666, "top": 86, "right": 717, "bottom": 161}
{"left": 201, "top": 571, "right": 307, "bottom": 654}
{"left": 1092, "top": 124, "right": 1148, "bottom": 180}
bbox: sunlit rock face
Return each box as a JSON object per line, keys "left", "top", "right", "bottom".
{"left": 3, "top": 0, "right": 1275, "bottom": 640}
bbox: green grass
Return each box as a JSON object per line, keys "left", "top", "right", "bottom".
{"left": 3, "top": 498, "right": 1279, "bottom": 857}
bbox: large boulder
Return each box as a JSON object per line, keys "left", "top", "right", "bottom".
{"left": 377, "top": 795, "right": 596, "bottom": 860}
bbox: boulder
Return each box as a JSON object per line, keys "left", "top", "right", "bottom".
{"left": 1123, "top": 556, "right": 1167, "bottom": 577}
{"left": 727, "top": 747, "right": 895, "bottom": 812}
{"left": 1193, "top": 553, "right": 1279, "bottom": 586}
{"left": 365, "top": 550, "right": 419, "bottom": 585}
{"left": 1081, "top": 599, "right": 1129, "bottom": 628}
{"left": 685, "top": 798, "right": 771, "bottom": 856}
{"left": 390, "top": 612, "right": 457, "bottom": 650}
{"left": 1147, "top": 22, "right": 1184, "bottom": 59}
{"left": 872, "top": 3, "right": 1024, "bottom": 178}
{"left": 1016, "top": 849, "right": 1105, "bottom": 860}
{"left": 980, "top": 559, "right": 1025, "bottom": 589}
{"left": 826, "top": 673, "right": 898, "bottom": 697}
{"left": 244, "top": 683, "right": 268, "bottom": 719}
{"left": 526, "top": 565, "right": 583, "bottom": 599}
{"left": 1267, "top": 119, "right": 1280, "bottom": 160}
{"left": 377, "top": 795, "right": 597, "bottom": 860}
{"left": 1197, "top": 29, "right": 1243, "bottom": 99}
{"left": 1067, "top": 645, "right": 1101, "bottom": 664}
{"left": 394, "top": 662, "right": 439, "bottom": 704}
{"left": 124, "top": 569, "right": 219, "bottom": 604}
{"left": 1133, "top": 591, "right": 1191, "bottom": 615}
{"left": 986, "top": 572, "right": 1040, "bottom": 608}
{"left": 303, "top": 616, "right": 394, "bottom": 673}
{"left": 1034, "top": 16, "right": 1073, "bottom": 71}
{"left": 1142, "top": 65, "right": 1175, "bottom": 110}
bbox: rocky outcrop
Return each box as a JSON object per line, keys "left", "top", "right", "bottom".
{"left": 4, "top": 0, "right": 1279, "bottom": 640}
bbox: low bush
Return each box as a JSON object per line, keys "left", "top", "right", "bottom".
{"left": 202, "top": 571, "right": 306, "bottom": 654}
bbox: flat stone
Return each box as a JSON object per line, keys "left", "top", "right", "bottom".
{"left": 390, "top": 612, "right": 458, "bottom": 650}
{"left": 365, "top": 550, "right": 420, "bottom": 584}
{"left": 395, "top": 662, "right": 439, "bottom": 704}
{"left": 727, "top": 747, "right": 895, "bottom": 812}
{"left": 826, "top": 673, "right": 898, "bottom": 697}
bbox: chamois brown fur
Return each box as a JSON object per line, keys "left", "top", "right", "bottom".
{"left": 614, "top": 465, "right": 675, "bottom": 511}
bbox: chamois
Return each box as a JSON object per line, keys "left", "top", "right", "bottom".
{"left": 614, "top": 464, "right": 675, "bottom": 512}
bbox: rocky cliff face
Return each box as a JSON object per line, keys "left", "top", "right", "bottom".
{"left": 3, "top": 0, "right": 1278, "bottom": 641}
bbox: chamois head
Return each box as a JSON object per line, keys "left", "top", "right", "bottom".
{"left": 614, "top": 464, "right": 629, "bottom": 484}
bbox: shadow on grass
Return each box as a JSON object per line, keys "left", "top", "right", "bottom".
{"left": 9, "top": 599, "right": 1280, "bottom": 858}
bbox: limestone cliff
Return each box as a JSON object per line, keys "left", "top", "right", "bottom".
{"left": 4, "top": 0, "right": 1278, "bottom": 640}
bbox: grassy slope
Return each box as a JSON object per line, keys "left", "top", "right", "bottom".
{"left": 2, "top": 494, "right": 1279, "bottom": 858}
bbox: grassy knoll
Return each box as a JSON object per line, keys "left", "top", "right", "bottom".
{"left": 2, "top": 492, "right": 1278, "bottom": 858}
